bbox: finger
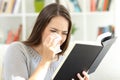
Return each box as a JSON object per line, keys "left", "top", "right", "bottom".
{"left": 52, "top": 38, "right": 60, "bottom": 48}
{"left": 48, "top": 34, "right": 60, "bottom": 47}
{"left": 44, "top": 35, "right": 55, "bottom": 47}
{"left": 49, "top": 37, "right": 60, "bottom": 48}
{"left": 71, "top": 78, "right": 75, "bottom": 80}
{"left": 77, "top": 73, "right": 83, "bottom": 80}
{"left": 82, "top": 71, "right": 89, "bottom": 80}
{"left": 82, "top": 71, "right": 89, "bottom": 78}
{"left": 49, "top": 33, "right": 62, "bottom": 47}
{"left": 48, "top": 36, "right": 55, "bottom": 46}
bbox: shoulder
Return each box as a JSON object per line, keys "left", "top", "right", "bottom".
{"left": 7, "top": 41, "right": 28, "bottom": 52}
{"left": 9, "top": 41, "right": 25, "bottom": 48}
{"left": 5, "top": 42, "right": 29, "bottom": 60}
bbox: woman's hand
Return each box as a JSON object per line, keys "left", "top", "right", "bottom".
{"left": 72, "top": 71, "right": 89, "bottom": 80}
{"left": 77, "top": 71, "right": 89, "bottom": 80}
{"left": 41, "top": 33, "right": 61, "bottom": 61}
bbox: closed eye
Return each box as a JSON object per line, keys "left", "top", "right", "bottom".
{"left": 50, "top": 29, "right": 57, "bottom": 33}
{"left": 62, "top": 31, "right": 68, "bottom": 35}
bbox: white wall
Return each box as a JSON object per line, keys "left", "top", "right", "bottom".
{"left": 90, "top": 0, "right": 120, "bottom": 80}
{"left": 90, "top": 38, "right": 120, "bottom": 80}
{"left": 0, "top": 45, "right": 9, "bottom": 80}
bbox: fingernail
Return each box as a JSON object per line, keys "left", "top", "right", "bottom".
{"left": 77, "top": 73, "right": 80, "bottom": 77}
{"left": 71, "top": 78, "right": 74, "bottom": 80}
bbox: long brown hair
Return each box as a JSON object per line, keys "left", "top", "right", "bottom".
{"left": 23, "top": 3, "right": 72, "bottom": 55}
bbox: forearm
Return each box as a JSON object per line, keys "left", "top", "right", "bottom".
{"left": 29, "top": 60, "right": 51, "bottom": 80}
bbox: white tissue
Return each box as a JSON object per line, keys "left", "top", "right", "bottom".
{"left": 49, "top": 33, "right": 62, "bottom": 54}
{"left": 50, "top": 44, "right": 62, "bottom": 54}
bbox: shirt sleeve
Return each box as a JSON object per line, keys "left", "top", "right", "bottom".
{"left": 2, "top": 42, "right": 29, "bottom": 80}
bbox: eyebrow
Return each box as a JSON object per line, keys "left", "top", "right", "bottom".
{"left": 50, "top": 27, "right": 68, "bottom": 32}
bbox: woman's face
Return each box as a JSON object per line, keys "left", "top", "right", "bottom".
{"left": 42, "top": 16, "right": 69, "bottom": 46}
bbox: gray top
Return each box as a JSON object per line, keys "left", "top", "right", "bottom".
{"left": 2, "top": 42, "right": 64, "bottom": 80}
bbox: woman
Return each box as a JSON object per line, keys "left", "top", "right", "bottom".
{"left": 3, "top": 3, "right": 89, "bottom": 80}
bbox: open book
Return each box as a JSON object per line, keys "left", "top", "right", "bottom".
{"left": 51, "top": 32, "right": 116, "bottom": 80}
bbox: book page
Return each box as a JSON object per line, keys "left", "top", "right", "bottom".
{"left": 96, "top": 32, "right": 112, "bottom": 43}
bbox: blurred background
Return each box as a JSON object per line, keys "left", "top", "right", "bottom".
{"left": 0, "top": 0, "right": 120, "bottom": 80}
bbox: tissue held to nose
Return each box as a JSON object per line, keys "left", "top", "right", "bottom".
{"left": 49, "top": 33, "right": 62, "bottom": 54}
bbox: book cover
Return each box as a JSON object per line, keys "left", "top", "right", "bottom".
{"left": 103, "top": 0, "right": 109, "bottom": 11}
{"left": 6, "top": 30, "right": 14, "bottom": 44}
{"left": 12, "top": 0, "right": 21, "bottom": 13}
{"left": 66, "top": 0, "right": 81, "bottom": 12}
{"left": 5, "top": 0, "right": 16, "bottom": 13}
{"left": 96, "top": 0, "right": 104, "bottom": 11}
{"left": 0, "top": 0, "right": 8, "bottom": 13}
{"left": 106, "top": 0, "right": 112, "bottom": 11}
{"left": 90, "top": 0, "right": 96, "bottom": 11}
{"left": 0, "top": 0, "right": 3, "bottom": 11}
{"left": 51, "top": 32, "right": 116, "bottom": 80}
{"left": 13, "top": 24, "right": 22, "bottom": 41}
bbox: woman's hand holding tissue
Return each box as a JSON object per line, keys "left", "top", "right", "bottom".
{"left": 49, "top": 33, "right": 62, "bottom": 54}
{"left": 42, "top": 33, "right": 62, "bottom": 62}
